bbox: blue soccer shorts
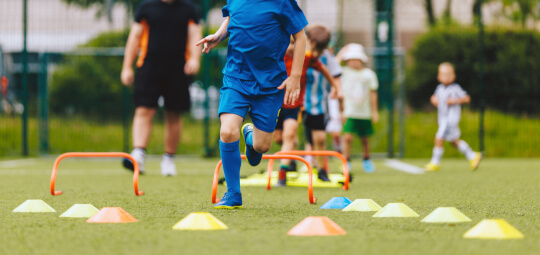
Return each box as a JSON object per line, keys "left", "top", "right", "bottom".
{"left": 218, "top": 75, "right": 285, "bottom": 133}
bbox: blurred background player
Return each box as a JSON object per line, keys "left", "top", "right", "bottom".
{"left": 197, "top": 0, "right": 308, "bottom": 209}
{"left": 337, "top": 43, "right": 379, "bottom": 173}
{"left": 274, "top": 35, "right": 339, "bottom": 186}
{"left": 120, "top": 0, "right": 202, "bottom": 176}
{"left": 425, "top": 62, "right": 482, "bottom": 171}
{"left": 302, "top": 24, "right": 343, "bottom": 181}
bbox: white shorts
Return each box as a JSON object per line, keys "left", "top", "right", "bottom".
{"left": 326, "top": 118, "right": 342, "bottom": 133}
{"left": 435, "top": 123, "right": 461, "bottom": 141}
{"left": 325, "top": 97, "right": 342, "bottom": 133}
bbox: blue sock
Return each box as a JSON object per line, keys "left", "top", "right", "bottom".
{"left": 219, "top": 140, "right": 241, "bottom": 194}
{"left": 245, "top": 131, "right": 254, "bottom": 149}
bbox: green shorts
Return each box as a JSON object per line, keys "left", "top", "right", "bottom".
{"left": 344, "top": 118, "right": 374, "bottom": 137}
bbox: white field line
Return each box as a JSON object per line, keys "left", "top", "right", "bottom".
{"left": 0, "top": 169, "right": 127, "bottom": 175}
{"left": 0, "top": 158, "right": 37, "bottom": 169}
{"left": 385, "top": 159, "right": 425, "bottom": 175}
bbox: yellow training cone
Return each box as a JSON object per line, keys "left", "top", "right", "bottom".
{"left": 422, "top": 207, "right": 471, "bottom": 223}
{"left": 372, "top": 203, "right": 419, "bottom": 217}
{"left": 343, "top": 199, "right": 382, "bottom": 212}
{"left": 463, "top": 219, "right": 524, "bottom": 239}
{"left": 60, "top": 204, "right": 99, "bottom": 218}
{"left": 172, "top": 212, "right": 228, "bottom": 230}
{"left": 13, "top": 199, "right": 56, "bottom": 213}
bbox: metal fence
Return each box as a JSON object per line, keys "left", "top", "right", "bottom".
{"left": 1, "top": 0, "right": 539, "bottom": 158}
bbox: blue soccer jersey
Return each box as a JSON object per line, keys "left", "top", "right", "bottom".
{"left": 222, "top": 0, "right": 308, "bottom": 88}
{"left": 305, "top": 50, "right": 342, "bottom": 115}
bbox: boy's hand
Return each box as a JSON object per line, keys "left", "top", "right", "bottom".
{"left": 277, "top": 75, "right": 300, "bottom": 105}
{"left": 196, "top": 34, "right": 221, "bottom": 54}
{"left": 372, "top": 111, "right": 379, "bottom": 123}
{"left": 121, "top": 68, "right": 134, "bottom": 86}
{"left": 184, "top": 59, "right": 200, "bottom": 75}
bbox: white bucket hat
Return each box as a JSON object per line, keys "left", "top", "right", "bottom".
{"left": 342, "top": 43, "right": 369, "bottom": 62}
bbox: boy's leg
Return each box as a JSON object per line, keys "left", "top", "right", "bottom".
{"left": 426, "top": 138, "right": 444, "bottom": 171}
{"left": 215, "top": 113, "right": 244, "bottom": 209}
{"left": 312, "top": 130, "right": 330, "bottom": 181}
{"left": 123, "top": 106, "right": 156, "bottom": 173}
{"left": 161, "top": 110, "right": 182, "bottom": 176}
{"left": 330, "top": 132, "right": 342, "bottom": 153}
{"left": 453, "top": 139, "right": 482, "bottom": 170}
{"left": 361, "top": 136, "right": 375, "bottom": 173}
{"left": 277, "top": 118, "right": 298, "bottom": 186}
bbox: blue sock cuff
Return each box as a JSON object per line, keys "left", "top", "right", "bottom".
{"left": 219, "top": 140, "right": 240, "bottom": 152}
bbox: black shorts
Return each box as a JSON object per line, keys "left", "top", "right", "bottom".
{"left": 275, "top": 107, "right": 300, "bottom": 130}
{"left": 134, "top": 61, "right": 191, "bottom": 112}
{"left": 303, "top": 113, "right": 327, "bottom": 131}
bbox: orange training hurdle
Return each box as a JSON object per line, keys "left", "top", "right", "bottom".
{"left": 266, "top": 151, "right": 350, "bottom": 191}
{"left": 50, "top": 152, "right": 144, "bottom": 196}
{"left": 212, "top": 155, "right": 316, "bottom": 204}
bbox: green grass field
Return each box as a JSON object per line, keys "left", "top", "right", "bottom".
{"left": 0, "top": 157, "right": 538, "bottom": 255}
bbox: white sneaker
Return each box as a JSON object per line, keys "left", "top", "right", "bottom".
{"left": 161, "top": 155, "right": 177, "bottom": 176}
{"left": 123, "top": 148, "right": 145, "bottom": 174}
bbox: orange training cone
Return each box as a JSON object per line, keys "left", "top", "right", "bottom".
{"left": 86, "top": 207, "right": 138, "bottom": 223}
{"left": 287, "top": 216, "right": 346, "bottom": 236}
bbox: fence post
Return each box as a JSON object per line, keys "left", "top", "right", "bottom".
{"left": 477, "top": 0, "right": 485, "bottom": 153}
{"left": 21, "top": 0, "right": 29, "bottom": 156}
{"left": 374, "top": 0, "right": 395, "bottom": 158}
{"left": 38, "top": 53, "right": 49, "bottom": 155}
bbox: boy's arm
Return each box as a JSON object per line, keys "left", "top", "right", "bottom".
{"left": 371, "top": 90, "right": 379, "bottom": 123}
{"left": 196, "top": 17, "right": 230, "bottom": 54}
{"left": 184, "top": 22, "right": 202, "bottom": 75}
{"left": 447, "top": 95, "right": 470, "bottom": 105}
{"left": 121, "top": 23, "right": 144, "bottom": 86}
{"left": 430, "top": 95, "right": 439, "bottom": 107}
{"left": 277, "top": 30, "right": 306, "bottom": 105}
{"left": 316, "top": 64, "right": 342, "bottom": 99}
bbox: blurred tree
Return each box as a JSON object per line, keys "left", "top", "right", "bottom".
{"left": 423, "top": 0, "right": 437, "bottom": 26}
{"left": 61, "top": 0, "right": 227, "bottom": 24}
{"left": 474, "top": 0, "right": 539, "bottom": 27}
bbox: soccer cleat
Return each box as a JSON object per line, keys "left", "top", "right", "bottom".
{"left": 214, "top": 192, "right": 243, "bottom": 209}
{"left": 317, "top": 169, "right": 331, "bottom": 182}
{"left": 288, "top": 160, "right": 297, "bottom": 172}
{"left": 242, "top": 123, "right": 262, "bottom": 166}
{"left": 160, "top": 156, "right": 177, "bottom": 176}
{"left": 122, "top": 149, "right": 145, "bottom": 174}
{"left": 424, "top": 162, "right": 440, "bottom": 172}
{"left": 362, "top": 159, "right": 376, "bottom": 173}
{"left": 470, "top": 152, "right": 482, "bottom": 171}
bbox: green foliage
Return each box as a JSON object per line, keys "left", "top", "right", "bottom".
{"left": 49, "top": 30, "right": 128, "bottom": 118}
{"left": 406, "top": 26, "right": 540, "bottom": 114}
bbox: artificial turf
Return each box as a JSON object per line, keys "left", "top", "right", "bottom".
{"left": 0, "top": 157, "right": 539, "bottom": 255}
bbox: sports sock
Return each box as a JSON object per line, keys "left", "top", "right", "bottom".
{"left": 132, "top": 147, "right": 146, "bottom": 156}
{"left": 430, "top": 147, "right": 444, "bottom": 164}
{"left": 457, "top": 140, "right": 476, "bottom": 160}
{"left": 279, "top": 165, "right": 288, "bottom": 181}
{"left": 245, "top": 130, "right": 254, "bottom": 149}
{"left": 219, "top": 140, "right": 241, "bottom": 194}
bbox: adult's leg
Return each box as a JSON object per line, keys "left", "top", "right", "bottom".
{"left": 164, "top": 111, "right": 182, "bottom": 154}
{"left": 132, "top": 106, "right": 156, "bottom": 149}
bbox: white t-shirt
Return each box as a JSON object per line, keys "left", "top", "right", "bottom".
{"left": 342, "top": 66, "right": 378, "bottom": 119}
{"left": 434, "top": 83, "right": 467, "bottom": 126}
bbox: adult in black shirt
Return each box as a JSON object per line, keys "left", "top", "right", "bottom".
{"left": 121, "top": 0, "right": 202, "bottom": 176}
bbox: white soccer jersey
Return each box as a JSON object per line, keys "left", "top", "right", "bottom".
{"left": 342, "top": 67, "right": 378, "bottom": 119}
{"left": 304, "top": 50, "right": 342, "bottom": 115}
{"left": 434, "top": 83, "right": 467, "bottom": 126}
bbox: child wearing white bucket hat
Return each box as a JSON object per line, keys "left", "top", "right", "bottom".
{"left": 336, "top": 43, "right": 379, "bottom": 173}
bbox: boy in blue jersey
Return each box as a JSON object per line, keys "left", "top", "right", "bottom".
{"left": 303, "top": 25, "right": 343, "bottom": 180}
{"left": 197, "top": 0, "right": 308, "bottom": 209}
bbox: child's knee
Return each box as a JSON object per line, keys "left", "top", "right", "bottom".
{"left": 220, "top": 127, "right": 240, "bottom": 143}
{"left": 253, "top": 143, "right": 271, "bottom": 153}
{"left": 344, "top": 134, "right": 354, "bottom": 143}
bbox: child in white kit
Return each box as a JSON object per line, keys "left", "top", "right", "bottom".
{"left": 425, "top": 62, "right": 482, "bottom": 171}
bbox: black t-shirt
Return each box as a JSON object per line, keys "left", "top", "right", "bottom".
{"left": 135, "top": 0, "right": 200, "bottom": 64}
